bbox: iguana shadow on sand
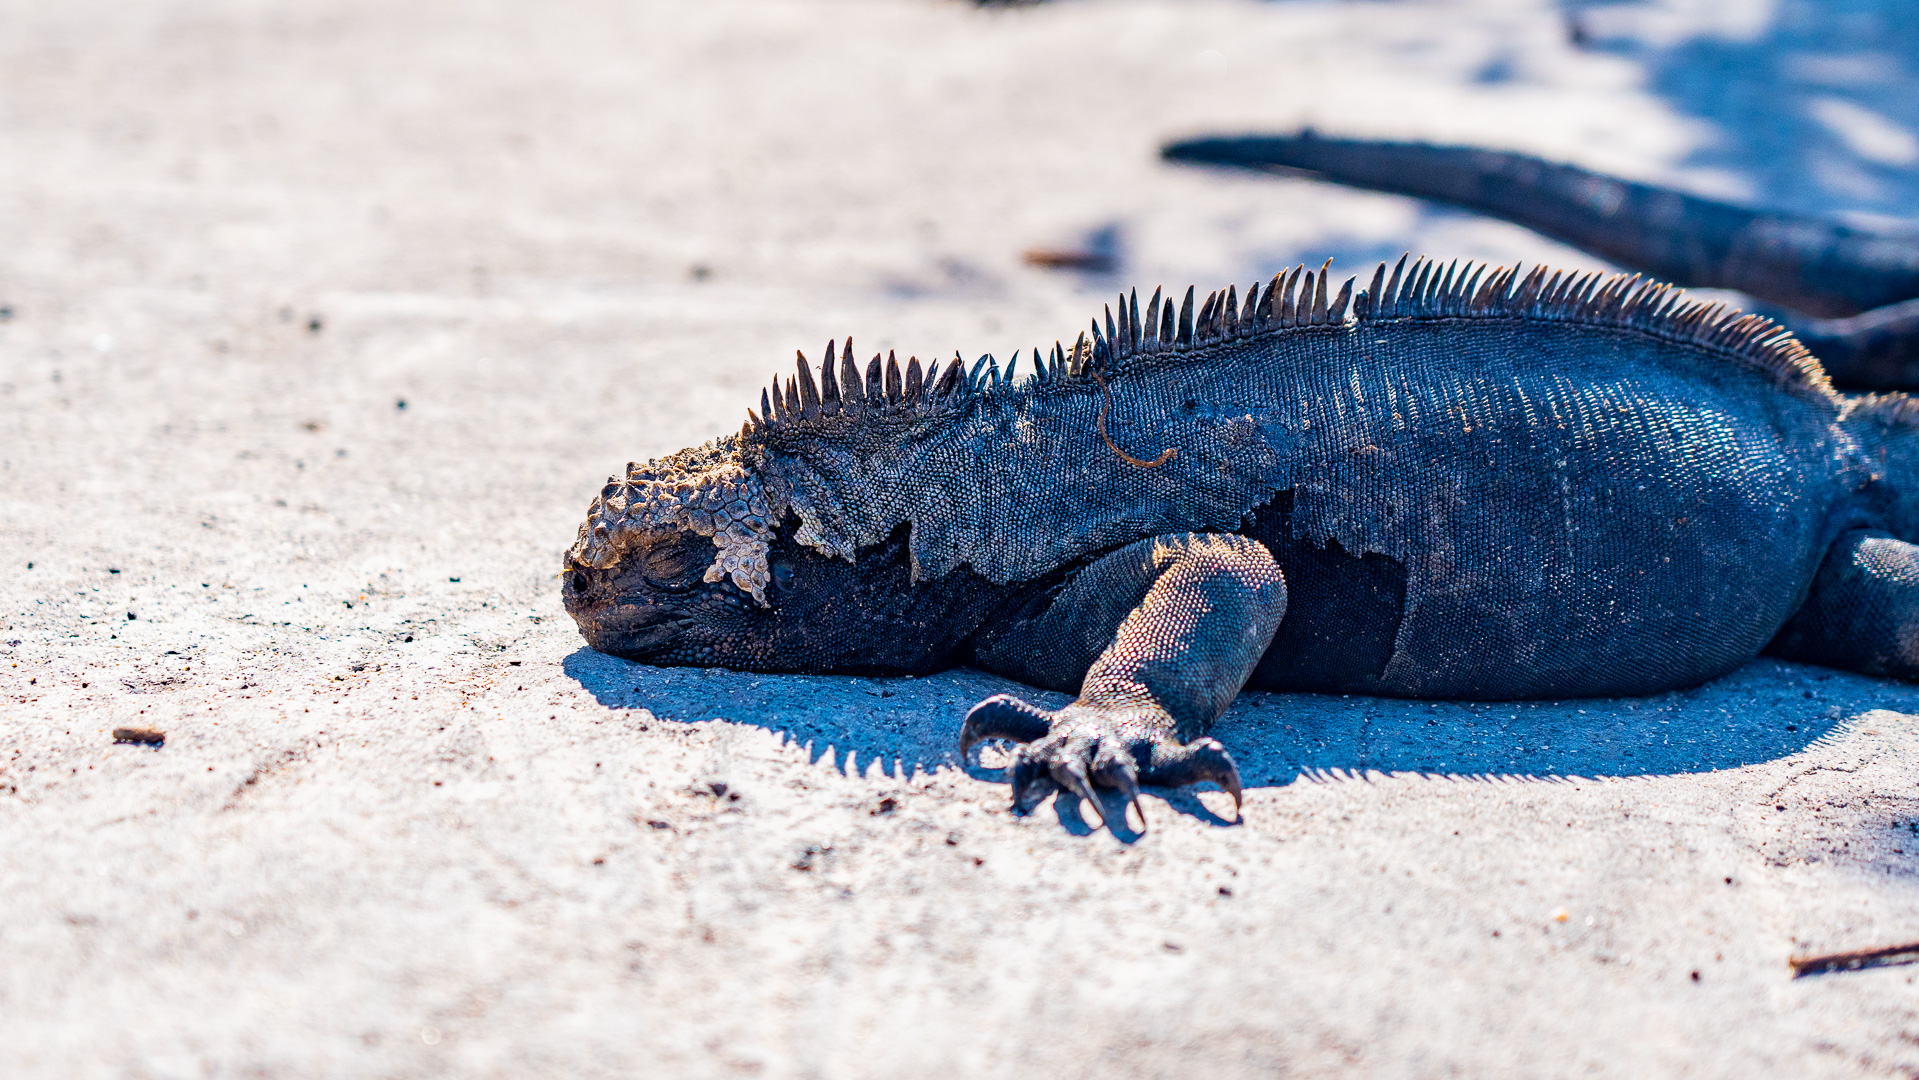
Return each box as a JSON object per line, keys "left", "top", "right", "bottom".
{"left": 564, "top": 644, "right": 1919, "bottom": 820}
{"left": 559, "top": 223, "right": 1919, "bottom": 833}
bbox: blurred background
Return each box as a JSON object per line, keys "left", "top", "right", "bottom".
{"left": 6, "top": 0, "right": 1917, "bottom": 483}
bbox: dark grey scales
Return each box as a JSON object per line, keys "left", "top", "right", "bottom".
{"left": 1162, "top": 132, "right": 1919, "bottom": 390}
{"left": 563, "top": 257, "right": 1919, "bottom": 831}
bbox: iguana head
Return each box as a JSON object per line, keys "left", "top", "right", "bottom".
{"left": 562, "top": 338, "right": 996, "bottom": 671}
{"left": 562, "top": 424, "right": 968, "bottom": 672}
{"left": 560, "top": 437, "right": 786, "bottom": 666}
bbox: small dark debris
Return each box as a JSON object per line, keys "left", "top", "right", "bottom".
{"left": 873, "top": 796, "right": 898, "bottom": 816}
{"left": 113, "top": 727, "right": 165, "bottom": 746}
{"left": 395, "top": 399, "right": 407, "bottom": 410}
{"left": 688, "top": 264, "right": 712, "bottom": 281}
{"left": 1162, "top": 942, "right": 1183, "bottom": 953}
{"left": 108, "top": 568, "right": 121, "bottom": 574}
{"left": 592, "top": 857, "right": 605, "bottom": 866}
{"left": 646, "top": 820, "right": 672, "bottom": 830}
{"left": 126, "top": 611, "right": 136, "bottom": 621}
{"left": 403, "top": 635, "right": 414, "bottom": 643}
{"left": 1566, "top": 11, "right": 1591, "bottom": 48}
{"left": 1776, "top": 805, "right": 1786, "bottom": 812}
{"left": 0, "top": 305, "right": 13, "bottom": 320}
{"left": 302, "top": 419, "right": 325, "bottom": 432}
{"left": 1690, "top": 970, "right": 1701, "bottom": 982}
{"left": 1218, "top": 886, "right": 1233, "bottom": 897}
{"left": 792, "top": 844, "right": 828, "bottom": 872}
{"left": 945, "top": 832, "right": 961, "bottom": 846}
{"left": 1022, "top": 249, "right": 1116, "bottom": 272}
{"left": 508, "top": 660, "right": 522, "bottom": 666}
{"left": 307, "top": 315, "right": 324, "bottom": 334}
{"left": 708, "top": 781, "right": 728, "bottom": 798}
{"left": 448, "top": 577, "right": 460, "bottom": 583}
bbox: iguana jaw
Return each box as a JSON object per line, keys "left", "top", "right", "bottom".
{"left": 568, "top": 596, "right": 688, "bottom": 657}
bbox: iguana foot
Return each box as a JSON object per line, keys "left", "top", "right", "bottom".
{"left": 960, "top": 693, "right": 1242, "bottom": 831}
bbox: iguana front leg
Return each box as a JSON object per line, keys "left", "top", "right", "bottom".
{"left": 963, "top": 533, "right": 1287, "bottom": 830}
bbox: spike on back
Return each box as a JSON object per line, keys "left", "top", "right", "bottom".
{"left": 820, "top": 341, "right": 841, "bottom": 414}
{"left": 742, "top": 255, "right": 1831, "bottom": 443}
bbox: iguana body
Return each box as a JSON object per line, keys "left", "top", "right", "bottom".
{"left": 1162, "top": 133, "right": 1919, "bottom": 390}
{"left": 563, "top": 259, "right": 1919, "bottom": 829}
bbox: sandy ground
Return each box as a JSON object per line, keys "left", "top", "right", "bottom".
{"left": 9, "top": 0, "right": 1919, "bottom": 1075}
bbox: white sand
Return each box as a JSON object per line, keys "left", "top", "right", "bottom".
{"left": 8, "top": 0, "right": 1919, "bottom": 1075}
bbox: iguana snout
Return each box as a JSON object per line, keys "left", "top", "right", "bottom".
{"left": 561, "top": 555, "right": 693, "bottom": 659}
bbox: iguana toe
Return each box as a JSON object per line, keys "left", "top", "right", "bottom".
{"left": 959, "top": 693, "right": 1051, "bottom": 763}
{"left": 1139, "top": 737, "right": 1242, "bottom": 815}
{"left": 1004, "top": 750, "right": 1059, "bottom": 815}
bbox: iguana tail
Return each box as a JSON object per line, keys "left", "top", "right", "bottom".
{"left": 1778, "top": 299, "right": 1919, "bottom": 391}
{"left": 1161, "top": 132, "right": 1919, "bottom": 319}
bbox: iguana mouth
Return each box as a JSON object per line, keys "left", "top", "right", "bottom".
{"left": 575, "top": 601, "right": 686, "bottom": 657}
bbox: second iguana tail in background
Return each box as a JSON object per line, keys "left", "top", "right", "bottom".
{"left": 1786, "top": 299, "right": 1919, "bottom": 390}
{"left": 1160, "top": 132, "right": 1919, "bottom": 316}
{"left": 1162, "top": 132, "right": 1919, "bottom": 388}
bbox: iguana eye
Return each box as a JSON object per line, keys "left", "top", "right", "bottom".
{"left": 642, "top": 540, "right": 709, "bottom": 591}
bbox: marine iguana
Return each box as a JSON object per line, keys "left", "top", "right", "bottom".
{"left": 563, "top": 258, "right": 1919, "bottom": 830}
{"left": 1162, "top": 132, "right": 1919, "bottom": 390}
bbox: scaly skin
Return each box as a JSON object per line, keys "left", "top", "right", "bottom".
{"left": 564, "top": 257, "right": 1919, "bottom": 831}
{"left": 1162, "top": 132, "right": 1919, "bottom": 389}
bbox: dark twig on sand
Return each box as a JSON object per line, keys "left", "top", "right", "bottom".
{"left": 1790, "top": 942, "right": 1919, "bottom": 977}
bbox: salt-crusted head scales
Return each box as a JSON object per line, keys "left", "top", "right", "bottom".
{"left": 566, "top": 438, "right": 777, "bottom": 604}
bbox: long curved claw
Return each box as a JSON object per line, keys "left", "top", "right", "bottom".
{"left": 1092, "top": 743, "right": 1145, "bottom": 833}
{"left": 959, "top": 694, "right": 1054, "bottom": 764}
{"left": 1051, "top": 752, "right": 1106, "bottom": 829}
{"left": 1005, "top": 748, "right": 1059, "bottom": 815}
{"left": 1141, "top": 737, "right": 1243, "bottom": 817}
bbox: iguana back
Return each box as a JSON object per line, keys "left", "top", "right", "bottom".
{"left": 744, "top": 260, "right": 1853, "bottom": 696}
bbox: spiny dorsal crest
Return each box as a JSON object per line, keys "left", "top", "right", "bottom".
{"left": 742, "top": 255, "right": 1832, "bottom": 442}
{"left": 1356, "top": 255, "right": 1831, "bottom": 398}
